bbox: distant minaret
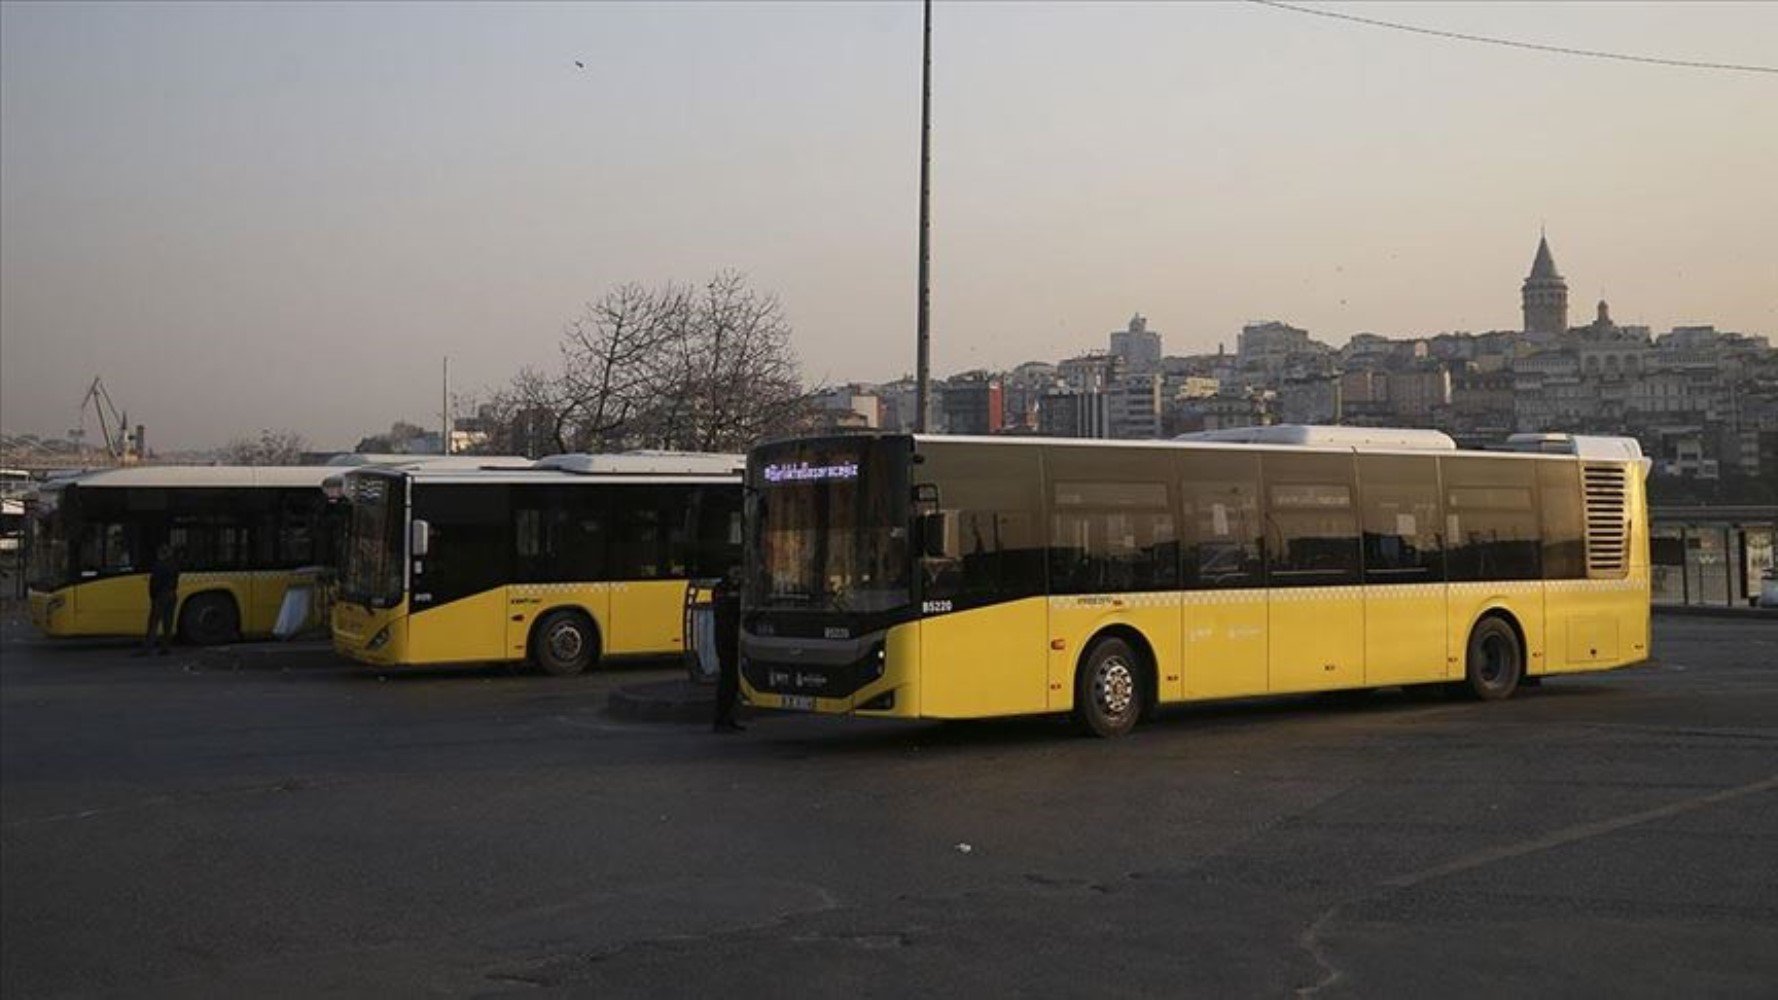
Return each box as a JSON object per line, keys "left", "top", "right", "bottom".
{"left": 1521, "top": 233, "right": 1569, "bottom": 340}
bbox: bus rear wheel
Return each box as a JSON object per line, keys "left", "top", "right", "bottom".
{"left": 180, "top": 592, "right": 240, "bottom": 646}
{"left": 1074, "top": 637, "right": 1144, "bottom": 739}
{"left": 533, "top": 610, "right": 597, "bottom": 677}
{"left": 1464, "top": 616, "right": 1522, "bottom": 701}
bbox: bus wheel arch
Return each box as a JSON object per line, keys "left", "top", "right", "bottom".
{"left": 529, "top": 607, "right": 601, "bottom": 677}
{"left": 1463, "top": 609, "right": 1525, "bottom": 701}
{"left": 1072, "top": 626, "right": 1156, "bottom": 738}
{"left": 179, "top": 590, "right": 242, "bottom": 646}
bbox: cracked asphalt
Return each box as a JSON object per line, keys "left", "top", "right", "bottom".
{"left": 3, "top": 613, "right": 1775, "bottom": 998}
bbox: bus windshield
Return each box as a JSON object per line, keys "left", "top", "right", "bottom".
{"left": 342, "top": 475, "right": 404, "bottom": 607}
{"left": 747, "top": 438, "right": 911, "bottom": 615}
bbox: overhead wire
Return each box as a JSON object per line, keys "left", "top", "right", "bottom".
{"left": 1247, "top": 0, "right": 1778, "bottom": 76}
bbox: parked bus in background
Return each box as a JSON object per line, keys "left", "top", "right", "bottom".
{"left": 25, "top": 466, "right": 341, "bottom": 643}
{"left": 741, "top": 427, "right": 1651, "bottom": 737}
{"left": 332, "top": 453, "right": 744, "bottom": 675}
{"left": 1, "top": 468, "right": 34, "bottom": 556}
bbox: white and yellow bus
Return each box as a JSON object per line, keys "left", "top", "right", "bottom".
{"left": 741, "top": 427, "right": 1651, "bottom": 736}
{"left": 25, "top": 466, "right": 340, "bottom": 643}
{"left": 331, "top": 453, "right": 743, "bottom": 674}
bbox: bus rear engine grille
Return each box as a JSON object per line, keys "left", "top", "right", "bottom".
{"left": 1583, "top": 464, "right": 1628, "bottom": 577}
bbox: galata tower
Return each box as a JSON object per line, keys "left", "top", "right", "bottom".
{"left": 1521, "top": 233, "right": 1569, "bottom": 340}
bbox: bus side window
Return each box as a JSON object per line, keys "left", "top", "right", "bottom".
{"left": 1179, "top": 451, "right": 1264, "bottom": 590}
{"left": 918, "top": 443, "right": 1043, "bottom": 608}
{"left": 611, "top": 488, "right": 664, "bottom": 580}
{"left": 1443, "top": 458, "right": 1541, "bottom": 581}
{"left": 413, "top": 484, "right": 512, "bottom": 604}
{"left": 1262, "top": 453, "right": 1361, "bottom": 587}
{"left": 1048, "top": 481, "right": 1175, "bottom": 594}
{"left": 1538, "top": 461, "right": 1586, "bottom": 580}
{"left": 661, "top": 486, "right": 692, "bottom": 578}
{"left": 562, "top": 487, "right": 609, "bottom": 581}
{"left": 1357, "top": 455, "right": 1444, "bottom": 583}
{"left": 81, "top": 522, "right": 136, "bottom": 574}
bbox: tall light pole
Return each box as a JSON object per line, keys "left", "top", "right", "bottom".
{"left": 914, "top": 0, "right": 933, "bottom": 433}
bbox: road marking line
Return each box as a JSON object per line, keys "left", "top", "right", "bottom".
{"left": 1296, "top": 772, "right": 1778, "bottom": 997}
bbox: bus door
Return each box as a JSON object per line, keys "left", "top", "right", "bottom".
{"left": 1178, "top": 454, "right": 1269, "bottom": 699}
{"left": 76, "top": 520, "right": 146, "bottom": 635}
{"left": 1357, "top": 456, "right": 1448, "bottom": 686}
{"left": 1263, "top": 455, "right": 1365, "bottom": 692}
{"left": 606, "top": 488, "right": 689, "bottom": 656}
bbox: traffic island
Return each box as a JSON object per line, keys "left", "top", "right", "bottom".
{"left": 608, "top": 679, "right": 717, "bottom": 723}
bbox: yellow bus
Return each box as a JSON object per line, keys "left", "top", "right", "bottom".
{"left": 25, "top": 466, "right": 340, "bottom": 644}
{"left": 331, "top": 453, "right": 744, "bottom": 675}
{"left": 740, "top": 427, "right": 1651, "bottom": 736}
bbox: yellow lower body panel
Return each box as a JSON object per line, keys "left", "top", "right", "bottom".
{"left": 30, "top": 572, "right": 305, "bottom": 640}
{"left": 920, "top": 599, "right": 1049, "bottom": 718}
{"left": 1269, "top": 587, "right": 1365, "bottom": 692}
{"left": 334, "top": 579, "right": 691, "bottom": 668}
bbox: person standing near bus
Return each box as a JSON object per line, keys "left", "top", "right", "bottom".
{"left": 135, "top": 545, "right": 179, "bottom": 656}
{"left": 711, "top": 566, "right": 744, "bottom": 732}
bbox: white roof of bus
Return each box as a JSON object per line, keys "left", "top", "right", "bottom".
{"left": 907, "top": 426, "right": 1644, "bottom": 462}
{"left": 324, "top": 453, "right": 534, "bottom": 469}
{"left": 536, "top": 452, "right": 746, "bottom": 476}
{"left": 371, "top": 471, "right": 742, "bottom": 486}
{"left": 51, "top": 465, "right": 338, "bottom": 490}
{"left": 349, "top": 451, "right": 746, "bottom": 483}
{"left": 1175, "top": 425, "right": 1457, "bottom": 449}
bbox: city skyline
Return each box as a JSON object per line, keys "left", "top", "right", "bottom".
{"left": 3, "top": 2, "right": 1775, "bottom": 450}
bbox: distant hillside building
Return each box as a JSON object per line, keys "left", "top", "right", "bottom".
{"left": 1521, "top": 233, "right": 1569, "bottom": 340}
{"left": 940, "top": 371, "right": 1004, "bottom": 435}
{"left": 1058, "top": 352, "right": 1123, "bottom": 392}
{"left": 1237, "top": 321, "right": 1313, "bottom": 370}
{"left": 1109, "top": 313, "right": 1162, "bottom": 373}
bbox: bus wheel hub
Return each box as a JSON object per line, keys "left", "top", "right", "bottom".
{"left": 1097, "top": 659, "right": 1134, "bottom": 715}
{"left": 549, "top": 626, "right": 583, "bottom": 660}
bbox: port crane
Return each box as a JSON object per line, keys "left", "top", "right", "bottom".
{"left": 74, "top": 376, "right": 138, "bottom": 464}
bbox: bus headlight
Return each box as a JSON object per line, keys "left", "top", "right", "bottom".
{"left": 864, "top": 643, "right": 886, "bottom": 680}
{"left": 367, "top": 626, "right": 391, "bottom": 651}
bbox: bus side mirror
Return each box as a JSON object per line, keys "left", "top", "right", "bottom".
{"left": 918, "top": 512, "right": 948, "bottom": 559}
{"left": 410, "top": 519, "right": 431, "bottom": 558}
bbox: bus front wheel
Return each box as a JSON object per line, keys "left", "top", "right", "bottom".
{"left": 1074, "top": 637, "right": 1144, "bottom": 739}
{"left": 1464, "top": 616, "right": 1522, "bottom": 702}
{"left": 532, "top": 610, "right": 597, "bottom": 677}
{"left": 180, "top": 592, "right": 240, "bottom": 646}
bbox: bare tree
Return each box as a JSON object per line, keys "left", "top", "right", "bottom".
{"left": 630, "top": 271, "right": 815, "bottom": 452}
{"left": 556, "top": 282, "right": 687, "bottom": 451}
{"left": 220, "top": 429, "right": 308, "bottom": 465}
{"left": 476, "top": 273, "right": 815, "bottom": 456}
{"left": 466, "top": 367, "right": 573, "bottom": 458}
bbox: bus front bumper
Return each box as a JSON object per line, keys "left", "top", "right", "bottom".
{"left": 27, "top": 588, "right": 72, "bottom": 636}
{"left": 332, "top": 601, "right": 408, "bottom": 666}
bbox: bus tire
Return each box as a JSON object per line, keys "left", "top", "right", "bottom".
{"left": 1464, "top": 616, "right": 1522, "bottom": 702}
{"left": 179, "top": 592, "right": 240, "bottom": 646}
{"left": 532, "top": 610, "right": 597, "bottom": 677}
{"left": 1074, "top": 637, "right": 1144, "bottom": 739}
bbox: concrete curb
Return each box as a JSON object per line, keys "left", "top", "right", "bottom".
{"left": 1652, "top": 605, "right": 1778, "bottom": 620}
{"left": 194, "top": 640, "right": 340, "bottom": 671}
{"left": 607, "top": 679, "right": 719, "bottom": 724}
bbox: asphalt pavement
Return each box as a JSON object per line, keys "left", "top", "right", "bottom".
{"left": 2, "top": 613, "right": 1775, "bottom": 999}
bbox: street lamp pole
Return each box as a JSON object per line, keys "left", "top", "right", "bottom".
{"left": 914, "top": 0, "right": 933, "bottom": 433}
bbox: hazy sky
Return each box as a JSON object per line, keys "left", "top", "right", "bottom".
{"left": 3, "top": 2, "right": 1775, "bottom": 451}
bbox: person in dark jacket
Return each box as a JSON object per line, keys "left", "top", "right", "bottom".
{"left": 135, "top": 545, "right": 179, "bottom": 656}
{"left": 711, "top": 567, "right": 744, "bottom": 732}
